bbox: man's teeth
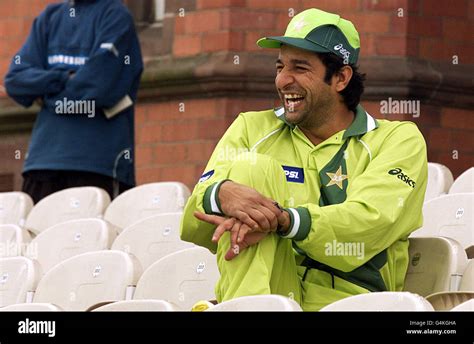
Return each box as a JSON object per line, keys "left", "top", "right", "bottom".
{"left": 284, "top": 94, "right": 304, "bottom": 100}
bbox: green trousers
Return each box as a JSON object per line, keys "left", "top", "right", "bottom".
{"left": 214, "top": 152, "right": 303, "bottom": 305}
{"left": 214, "top": 153, "right": 371, "bottom": 311}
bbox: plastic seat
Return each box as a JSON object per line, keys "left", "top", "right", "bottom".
{"left": 25, "top": 218, "right": 117, "bottom": 274}
{"left": 449, "top": 167, "right": 473, "bottom": 194}
{"left": 0, "top": 256, "right": 41, "bottom": 307}
{"left": 411, "top": 193, "right": 473, "bottom": 251}
{"left": 111, "top": 213, "right": 194, "bottom": 270}
{"left": 104, "top": 182, "right": 190, "bottom": 232}
{"left": 425, "top": 259, "right": 474, "bottom": 310}
{"left": 24, "top": 187, "right": 110, "bottom": 235}
{"left": 133, "top": 247, "right": 219, "bottom": 310}
{"left": 207, "top": 295, "right": 302, "bottom": 311}
{"left": 320, "top": 292, "right": 434, "bottom": 311}
{"left": 92, "top": 299, "right": 179, "bottom": 311}
{"left": 0, "top": 303, "right": 62, "bottom": 311}
{"left": 0, "top": 224, "right": 31, "bottom": 257}
{"left": 450, "top": 299, "right": 474, "bottom": 311}
{"left": 425, "top": 163, "right": 454, "bottom": 201}
{"left": 459, "top": 259, "right": 474, "bottom": 291}
{"left": 404, "top": 237, "right": 468, "bottom": 297}
{"left": 28, "top": 250, "right": 141, "bottom": 310}
{"left": 0, "top": 192, "right": 33, "bottom": 227}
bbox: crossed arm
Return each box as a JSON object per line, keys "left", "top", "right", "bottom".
{"left": 193, "top": 180, "right": 291, "bottom": 260}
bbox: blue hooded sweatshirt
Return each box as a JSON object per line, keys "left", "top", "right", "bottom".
{"left": 5, "top": 0, "right": 143, "bottom": 186}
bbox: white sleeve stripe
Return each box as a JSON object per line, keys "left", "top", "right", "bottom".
{"left": 100, "top": 43, "right": 119, "bottom": 57}
{"left": 210, "top": 182, "right": 221, "bottom": 214}
{"left": 284, "top": 208, "right": 300, "bottom": 239}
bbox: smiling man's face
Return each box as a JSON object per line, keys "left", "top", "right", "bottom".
{"left": 275, "top": 45, "right": 337, "bottom": 129}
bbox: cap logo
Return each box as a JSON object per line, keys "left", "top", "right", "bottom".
{"left": 334, "top": 43, "right": 350, "bottom": 64}
{"left": 292, "top": 19, "right": 307, "bottom": 33}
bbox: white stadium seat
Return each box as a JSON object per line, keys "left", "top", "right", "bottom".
{"left": 449, "top": 167, "right": 473, "bottom": 194}
{"left": 133, "top": 247, "right": 219, "bottom": 310}
{"left": 0, "top": 257, "right": 41, "bottom": 307}
{"left": 450, "top": 299, "right": 474, "bottom": 311}
{"left": 104, "top": 182, "right": 190, "bottom": 232}
{"left": 25, "top": 219, "right": 118, "bottom": 274}
{"left": 411, "top": 193, "right": 473, "bottom": 251}
{"left": 459, "top": 259, "right": 474, "bottom": 291}
{"left": 0, "top": 192, "right": 33, "bottom": 227}
{"left": 425, "top": 162, "right": 454, "bottom": 201}
{"left": 24, "top": 187, "right": 110, "bottom": 235}
{"left": 320, "top": 292, "right": 434, "bottom": 311}
{"left": 207, "top": 295, "right": 302, "bottom": 311}
{"left": 0, "top": 224, "right": 32, "bottom": 258}
{"left": 92, "top": 299, "right": 180, "bottom": 311}
{"left": 0, "top": 303, "right": 62, "bottom": 311}
{"left": 111, "top": 213, "right": 194, "bottom": 270}
{"left": 30, "top": 250, "right": 141, "bottom": 310}
{"left": 425, "top": 259, "right": 474, "bottom": 310}
{"left": 404, "top": 237, "right": 468, "bottom": 297}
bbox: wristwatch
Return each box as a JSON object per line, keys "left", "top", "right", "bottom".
{"left": 274, "top": 202, "right": 291, "bottom": 236}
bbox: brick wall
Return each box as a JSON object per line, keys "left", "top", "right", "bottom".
{"left": 0, "top": 0, "right": 472, "bottom": 192}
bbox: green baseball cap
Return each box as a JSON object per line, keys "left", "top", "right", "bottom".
{"left": 257, "top": 8, "right": 360, "bottom": 64}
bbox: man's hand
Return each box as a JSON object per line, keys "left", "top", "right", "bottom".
{"left": 194, "top": 211, "right": 268, "bottom": 260}
{"left": 218, "top": 181, "right": 282, "bottom": 232}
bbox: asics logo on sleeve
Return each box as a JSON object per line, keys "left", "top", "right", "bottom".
{"left": 282, "top": 166, "right": 304, "bottom": 183}
{"left": 388, "top": 168, "right": 416, "bottom": 188}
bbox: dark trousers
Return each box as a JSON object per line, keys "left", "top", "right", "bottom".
{"left": 22, "top": 170, "right": 133, "bottom": 204}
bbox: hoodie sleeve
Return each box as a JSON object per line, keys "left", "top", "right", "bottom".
{"left": 4, "top": 9, "right": 70, "bottom": 107}
{"left": 44, "top": 6, "right": 143, "bottom": 111}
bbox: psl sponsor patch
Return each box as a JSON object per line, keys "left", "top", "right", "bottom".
{"left": 282, "top": 166, "right": 304, "bottom": 183}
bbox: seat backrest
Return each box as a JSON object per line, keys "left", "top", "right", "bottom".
{"left": 92, "top": 299, "right": 180, "bottom": 311}
{"left": 0, "top": 303, "right": 62, "bottom": 311}
{"left": 33, "top": 250, "right": 141, "bottom": 310}
{"left": 449, "top": 167, "right": 474, "bottom": 194}
{"left": 459, "top": 259, "right": 474, "bottom": 291}
{"left": 425, "top": 163, "right": 454, "bottom": 201}
{"left": 320, "top": 292, "right": 434, "bottom": 311}
{"left": 0, "top": 257, "right": 41, "bottom": 307}
{"left": 111, "top": 213, "right": 194, "bottom": 270}
{"left": 404, "top": 237, "right": 468, "bottom": 296}
{"left": 411, "top": 193, "right": 473, "bottom": 249}
{"left": 207, "top": 295, "right": 302, "bottom": 311}
{"left": 134, "top": 247, "right": 219, "bottom": 310}
{"left": 0, "top": 192, "right": 33, "bottom": 227}
{"left": 0, "top": 224, "right": 31, "bottom": 258}
{"left": 104, "top": 182, "right": 190, "bottom": 232}
{"left": 450, "top": 298, "right": 474, "bottom": 311}
{"left": 26, "top": 219, "right": 117, "bottom": 274}
{"left": 25, "top": 187, "right": 110, "bottom": 235}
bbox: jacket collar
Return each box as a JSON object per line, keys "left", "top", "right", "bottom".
{"left": 273, "top": 104, "right": 379, "bottom": 139}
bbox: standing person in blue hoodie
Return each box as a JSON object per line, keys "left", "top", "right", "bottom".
{"left": 5, "top": 0, "right": 143, "bottom": 203}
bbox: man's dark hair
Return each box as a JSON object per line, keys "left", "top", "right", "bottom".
{"left": 316, "top": 53, "right": 365, "bottom": 112}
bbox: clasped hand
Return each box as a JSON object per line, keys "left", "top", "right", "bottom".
{"left": 194, "top": 181, "right": 290, "bottom": 260}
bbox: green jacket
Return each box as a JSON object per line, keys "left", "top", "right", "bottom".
{"left": 181, "top": 105, "right": 427, "bottom": 295}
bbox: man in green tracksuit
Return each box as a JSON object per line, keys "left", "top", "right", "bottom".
{"left": 180, "top": 8, "right": 427, "bottom": 311}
